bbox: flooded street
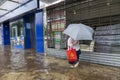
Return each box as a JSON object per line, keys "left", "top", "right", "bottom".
{"left": 0, "top": 46, "right": 120, "bottom": 80}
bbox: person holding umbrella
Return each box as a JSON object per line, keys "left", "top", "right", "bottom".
{"left": 63, "top": 23, "right": 94, "bottom": 68}
{"left": 67, "top": 37, "right": 81, "bottom": 68}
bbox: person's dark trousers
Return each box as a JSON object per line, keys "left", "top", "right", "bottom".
{"left": 76, "top": 49, "right": 81, "bottom": 61}
{"left": 69, "top": 49, "right": 81, "bottom": 65}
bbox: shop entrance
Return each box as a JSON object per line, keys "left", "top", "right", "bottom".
{"left": 11, "top": 27, "right": 17, "bottom": 37}
{"left": 10, "top": 19, "right": 24, "bottom": 49}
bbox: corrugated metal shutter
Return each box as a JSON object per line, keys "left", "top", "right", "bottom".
{"left": 80, "top": 52, "right": 120, "bottom": 67}
{"left": 46, "top": 48, "right": 120, "bottom": 67}
{"left": 94, "top": 24, "right": 120, "bottom": 53}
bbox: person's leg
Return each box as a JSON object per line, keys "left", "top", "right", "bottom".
{"left": 69, "top": 61, "right": 76, "bottom": 68}
{"left": 69, "top": 61, "right": 77, "bottom": 65}
{"left": 74, "top": 49, "right": 81, "bottom": 67}
{"left": 76, "top": 49, "right": 81, "bottom": 61}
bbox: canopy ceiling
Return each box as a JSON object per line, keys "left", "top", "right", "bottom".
{"left": 0, "top": 0, "right": 64, "bottom": 18}
{"left": 0, "top": 0, "right": 29, "bottom": 17}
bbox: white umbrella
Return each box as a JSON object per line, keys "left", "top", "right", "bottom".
{"left": 63, "top": 23, "right": 94, "bottom": 40}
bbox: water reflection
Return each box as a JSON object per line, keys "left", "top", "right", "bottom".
{"left": 10, "top": 49, "right": 26, "bottom": 70}
{"left": 0, "top": 46, "right": 11, "bottom": 70}
{"left": 0, "top": 47, "right": 49, "bottom": 73}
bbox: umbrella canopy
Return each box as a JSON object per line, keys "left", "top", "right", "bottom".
{"left": 63, "top": 23, "right": 94, "bottom": 40}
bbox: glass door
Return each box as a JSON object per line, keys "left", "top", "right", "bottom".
{"left": 11, "top": 26, "right": 17, "bottom": 37}
{"left": 11, "top": 26, "right": 17, "bottom": 48}
{"left": 10, "top": 19, "right": 24, "bottom": 49}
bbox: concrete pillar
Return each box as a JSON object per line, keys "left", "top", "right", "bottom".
{"left": 23, "top": 17, "right": 32, "bottom": 49}
{"left": 2, "top": 21, "right": 10, "bottom": 45}
{"left": 35, "top": 10, "right": 44, "bottom": 53}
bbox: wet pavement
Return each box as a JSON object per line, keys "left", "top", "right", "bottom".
{"left": 0, "top": 46, "right": 120, "bottom": 80}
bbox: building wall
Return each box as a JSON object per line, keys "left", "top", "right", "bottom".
{"left": 94, "top": 24, "right": 120, "bottom": 53}
{"left": 0, "top": 24, "right": 1, "bottom": 43}
{"left": 66, "top": 0, "right": 120, "bottom": 52}
{"left": 65, "top": 0, "right": 120, "bottom": 66}
{"left": 66, "top": 0, "right": 120, "bottom": 25}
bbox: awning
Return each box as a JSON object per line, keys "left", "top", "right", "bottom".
{"left": 0, "top": 0, "right": 64, "bottom": 18}
{"left": 0, "top": 0, "right": 29, "bottom": 18}
{"left": 40, "top": 0, "right": 64, "bottom": 9}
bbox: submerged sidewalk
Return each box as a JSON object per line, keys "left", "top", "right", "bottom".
{"left": 0, "top": 47, "right": 120, "bottom": 80}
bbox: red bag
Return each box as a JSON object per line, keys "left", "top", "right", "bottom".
{"left": 66, "top": 48, "right": 77, "bottom": 62}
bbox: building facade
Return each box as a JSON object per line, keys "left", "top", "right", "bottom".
{"left": 0, "top": 0, "right": 44, "bottom": 53}
{"left": 45, "top": 0, "right": 120, "bottom": 66}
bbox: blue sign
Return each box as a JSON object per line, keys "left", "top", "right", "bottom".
{"left": 26, "top": 23, "right": 31, "bottom": 29}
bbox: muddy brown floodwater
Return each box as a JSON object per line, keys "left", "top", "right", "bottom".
{"left": 0, "top": 47, "right": 120, "bottom": 80}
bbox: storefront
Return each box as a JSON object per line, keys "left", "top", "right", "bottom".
{"left": 45, "top": 1, "right": 67, "bottom": 49}
{"left": 10, "top": 19, "right": 24, "bottom": 49}
{"left": 44, "top": 0, "right": 120, "bottom": 66}
{"left": 65, "top": 0, "right": 120, "bottom": 66}
{"left": 0, "top": 0, "right": 44, "bottom": 53}
{"left": 65, "top": 0, "right": 120, "bottom": 53}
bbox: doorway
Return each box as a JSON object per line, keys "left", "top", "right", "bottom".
{"left": 10, "top": 19, "right": 24, "bottom": 49}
